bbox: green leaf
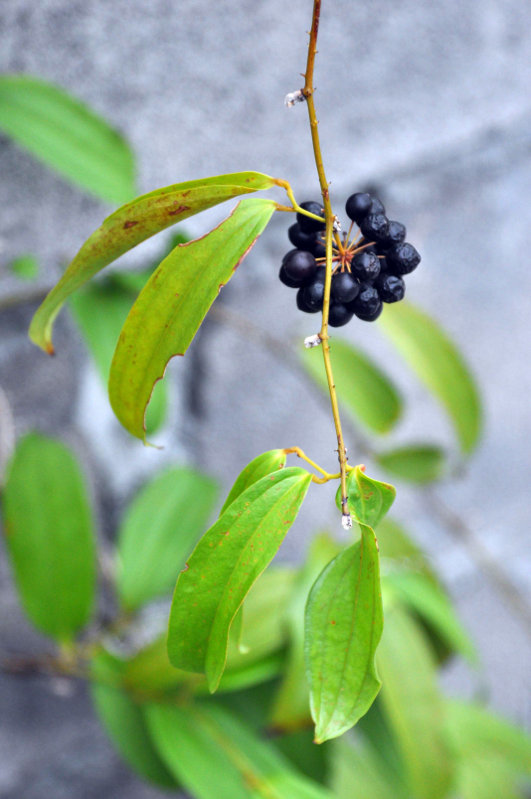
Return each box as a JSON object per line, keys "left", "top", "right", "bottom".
{"left": 109, "top": 197, "right": 277, "bottom": 440}
{"left": 116, "top": 466, "right": 218, "bottom": 611}
{"left": 305, "top": 523, "right": 383, "bottom": 743}
{"left": 301, "top": 339, "right": 402, "bottom": 434}
{"left": 375, "top": 444, "right": 446, "bottom": 483}
{"left": 29, "top": 172, "right": 276, "bottom": 353}
{"left": 9, "top": 255, "right": 39, "bottom": 281}
{"left": 379, "top": 301, "right": 482, "bottom": 454}
{"left": 0, "top": 75, "right": 135, "bottom": 204}
{"left": 167, "top": 466, "right": 312, "bottom": 692}
{"left": 445, "top": 700, "right": 531, "bottom": 799}
{"left": 376, "top": 604, "right": 453, "bottom": 799}
{"left": 336, "top": 465, "right": 395, "bottom": 528}
{"left": 376, "top": 517, "right": 439, "bottom": 583}
{"left": 385, "top": 571, "right": 477, "bottom": 663}
{"left": 146, "top": 702, "right": 335, "bottom": 799}
{"left": 330, "top": 736, "right": 408, "bottom": 799}
{"left": 220, "top": 449, "right": 287, "bottom": 514}
{"left": 69, "top": 282, "right": 167, "bottom": 434}
{"left": 90, "top": 650, "right": 177, "bottom": 787}
{"left": 1, "top": 432, "right": 95, "bottom": 642}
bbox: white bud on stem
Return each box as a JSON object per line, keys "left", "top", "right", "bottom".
{"left": 285, "top": 89, "right": 305, "bottom": 108}
{"left": 341, "top": 513, "right": 353, "bottom": 530}
{"left": 304, "top": 333, "right": 322, "bottom": 349}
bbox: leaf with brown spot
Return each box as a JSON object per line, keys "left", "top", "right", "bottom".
{"left": 29, "top": 171, "right": 276, "bottom": 353}
{"left": 109, "top": 198, "right": 276, "bottom": 440}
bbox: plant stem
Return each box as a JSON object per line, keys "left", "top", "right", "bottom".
{"left": 303, "top": 0, "right": 349, "bottom": 518}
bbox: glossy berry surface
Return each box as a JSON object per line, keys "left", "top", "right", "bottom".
{"left": 299, "top": 279, "right": 325, "bottom": 312}
{"left": 351, "top": 250, "right": 381, "bottom": 282}
{"left": 383, "top": 220, "right": 406, "bottom": 247}
{"left": 360, "top": 213, "right": 390, "bottom": 243}
{"left": 331, "top": 271, "right": 360, "bottom": 303}
{"left": 297, "top": 201, "right": 325, "bottom": 233}
{"left": 376, "top": 273, "right": 405, "bottom": 303}
{"left": 328, "top": 303, "right": 354, "bottom": 327}
{"left": 283, "top": 249, "right": 317, "bottom": 284}
{"left": 345, "top": 192, "right": 372, "bottom": 223}
{"left": 354, "top": 301, "right": 383, "bottom": 322}
{"left": 288, "top": 223, "right": 317, "bottom": 251}
{"left": 350, "top": 284, "right": 381, "bottom": 317}
{"left": 368, "top": 196, "right": 385, "bottom": 215}
{"left": 279, "top": 262, "right": 302, "bottom": 288}
{"left": 386, "top": 242, "right": 421, "bottom": 274}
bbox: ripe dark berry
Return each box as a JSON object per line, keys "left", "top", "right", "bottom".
{"left": 296, "top": 287, "right": 318, "bottom": 313}
{"left": 283, "top": 250, "right": 317, "bottom": 284}
{"left": 288, "top": 223, "right": 318, "bottom": 251}
{"left": 385, "top": 242, "right": 421, "bottom": 274}
{"left": 297, "top": 201, "right": 325, "bottom": 233}
{"left": 331, "top": 271, "right": 360, "bottom": 303}
{"left": 368, "top": 196, "right": 385, "bottom": 215}
{"left": 328, "top": 303, "right": 354, "bottom": 327}
{"left": 279, "top": 262, "right": 302, "bottom": 288}
{"left": 376, "top": 273, "right": 405, "bottom": 303}
{"left": 360, "top": 214, "right": 390, "bottom": 243}
{"left": 354, "top": 302, "right": 383, "bottom": 322}
{"left": 383, "top": 220, "right": 406, "bottom": 247}
{"left": 349, "top": 284, "right": 381, "bottom": 319}
{"left": 300, "top": 279, "right": 325, "bottom": 312}
{"left": 351, "top": 250, "right": 381, "bottom": 282}
{"left": 345, "top": 192, "right": 372, "bottom": 223}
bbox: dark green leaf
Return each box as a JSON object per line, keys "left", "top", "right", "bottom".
{"left": 167, "top": 467, "right": 312, "bottom": 692}
{"left": 146, "top": 702, "right": 335, "bottom": 799}
{"left": 220, "top": 449, "right": 287, "bottom": 514}
{"left": 9, "top": 255, "right": 39, "bottom": 281}
{"left": 376, "top": 604, "right": 452, "bottom": 799}
{"left": 90, "top": 650, "right": 177, "bottom": 787}
{"left": 1, "top": 432, "right": 95, "bottom": 642}
{"left": 375, "top": 445, "right": 446, "bottom": 483}
{"left": 336, "top": 465, "right": 395, "bottom": 528}
{"left": 305, "top": 523, "right": 383, "bottom": 743}
{"left": 108, "top": 197, "right": 277, "bottom": 439}
{"left": 385, "top": 571, "right": 477, "bottom": 663}
{"left": 301, "top": 339, "right": 402, "bottom": 434}
{"left": 379, "top": 301, "right": 482, "bottom": 454}
{"left": 0, "top": 75, "right": 135, "bottom": 203}
{"left": 116, "top": 466, "right": 218, "bottom": 611}
{"left": 29, "top": 172, "right": 276, "bottom": 353}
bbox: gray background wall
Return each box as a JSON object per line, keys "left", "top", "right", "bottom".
{"left": 1, "top": 0, "right": 530, "bottom": 796}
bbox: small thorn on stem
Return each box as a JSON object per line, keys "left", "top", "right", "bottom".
{"left": 304, "top": 333, "right": 322, "bottom": 349}
{"left": 284, "top": 89, "right": 306, "bottom": 108}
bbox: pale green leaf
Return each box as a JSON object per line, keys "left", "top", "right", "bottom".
{"left": 1, "top": 433, "right": 95, "bottom": 642}
{"left": 305, "top": 523, "right": 383, "bottom": 743}
{"left": 220, "top": 449, "right": 287, "bottom": 514}
{"left": 376, "top": 604, "right": 453, "bottom": 799}
{"left": 9, "top": 255, "right": 39, "bottom": 281}
{"left": 376, "top": 517, "right": 439, "bottom": 583}
{"left": 375, "top": 444, "right": 446, "bottom": 483}
{"left": 29, "top": 172, "right": 276, "bottom": 353}
{"left": 116, "top": 466, "right": 218, "bottom": 611}
{"left": 379, "top": 301, "right": 482, "bottom": 454}
{"left": 301, "top": 338, "right": 402, "bottom": 434}
{"left": 90, "top": 650, "right": 177, "bottom": 787}
{"left": 167, "top": 467, "right": 312, "bottom": 692}
{"left": 0, "top": 75, "right": 135, "bottom": 203}
{"left": 109, "top": 197, "right": 277, "bottom": 439}
{"left": 330, "top": 736, "right": 408, "bottom": 799}
{"left": 336, "top": 465, "right": 395, "bottom": 528}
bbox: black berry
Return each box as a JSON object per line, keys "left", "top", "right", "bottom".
{"left": 283, "top": 250, "right": 317, "bottom": 284}
{"left": 279, "top": 262, "right": 302, "bottom": 288}
{"left": 296, "top": 288, "right": 318, "bottom": 313}
{"left": 386, "top": 242, "right": 421, "bottom": 274}
{"left": 383, "top": 220, "right": 406, "bottom": 247}
{"left": 354, "top": 303, "right": 383, "bottom": 322}
{"left": 331, "top": 271, "right": 360, "bottom": 303}
{"left": 368, "top": 196, "right": 385, "bottom": 215}
{"left": 329, "top": 303, "right": 354, "bottom": 327}
{"left": 350, "top": 284, "right": 381, "bottom": 319}
{"left": 299, "top": 279, "right": 325, "bottom": 312}
{"left": 376, "top": 273, "right": 405, "bottom": 303}
{"left": 360, "top": 214, "right": 390, "bottom": 243}
{"left": 297, "top": 201, "right": 325, "bottom": 234}
{"left": 345, "top": 192, "right": 372, "bottom": 223}
{"left": 311, "top": 233, "right": 326, "bottom": 258}
{"left": 351, "top": 250, "right": 381, "bottom": 282}
{"left": 288, "top": 223, "right": 317, "bottom": 250}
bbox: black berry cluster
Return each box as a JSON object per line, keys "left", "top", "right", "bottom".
{"left": 279, "top": 193, "right": 421, "bottom": 326}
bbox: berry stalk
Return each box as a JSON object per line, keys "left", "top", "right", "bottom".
{"left": 302, "top": 0, "right": 350, "bottom": 518}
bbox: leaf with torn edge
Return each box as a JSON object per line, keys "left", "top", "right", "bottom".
{"left": 29, "top": 171, "right": 275, "bottom": 353}
{"left": 109, "top": 197, "right": 276, "bottom": 440}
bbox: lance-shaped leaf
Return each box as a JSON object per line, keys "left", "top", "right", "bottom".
{"left": 1, "top": 432, "right": 95, "bottom": 642}
{"left": 379, "top": 301, "right": 482, "bottom": 454}
{"left": 220, "top": 449, "right": 287, "bottom": 514}
{"left": 375, "top": 444, "right": 446, "bottom": 483}
{"left": 29, "top": 172, "right": 275, "bottom": 353}
{"left": 109, "top": 197, "right": 277, "bottom": 439}
{"left": 301, "top": 339, "right": 402, "bottom": 434}
{"left": 0, "top": 75, "right": 136, "bottom": 204}
{"left": 116, "top": 466, "right": 218, "bottom": 611}
{"left": 336, "top": 465, "right": 395, "bottom": 528}
{"left": 90, "top": 650, "right": 177, "bottom": 788}
{"left": 305, "top": 523, "right": 383, "bottom": 743}
{"left": 376, "top": 604, "right": 452, "bottom": 799}
{"left": 167, "top": 466, "right": 312, "bottom": 692}
{"left": 146, "top": 702, "right": 335, "bottom": 799}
